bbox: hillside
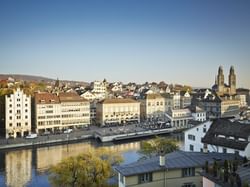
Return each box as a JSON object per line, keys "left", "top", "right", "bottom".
{"left": 0, "top": 74, "right": 89, "bottom": 86}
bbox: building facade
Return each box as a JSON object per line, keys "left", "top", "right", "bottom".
{"left": 184, "top": 120, "right": 212, "bottom": 152}
{"left": 165, "top": 108, "right": 193, "bottom": 129}
{"left": 96, "top": 98, "right": 140, "bottom": 126}
{"left": 34, "top": 92, "right": 90, "bottom": 134}
{"left": 116, "top": 151, "right": 240, "bottom": 187}
{"left": 4, "top": 88, "right": 31, "bottom": 138}
{"left": 202, "top": 119, "right": 250, "bottom": 158}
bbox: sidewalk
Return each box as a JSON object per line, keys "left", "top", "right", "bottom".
{"left": 0, "top": 128, "right": 95, "bottom": 150}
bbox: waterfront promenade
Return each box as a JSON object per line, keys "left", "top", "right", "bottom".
{"left": 0, "top": 123, "right": 175, "bottom": 150}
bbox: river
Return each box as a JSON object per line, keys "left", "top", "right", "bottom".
{"left": 0, "top": 133, "right": 183, "bottom": 187}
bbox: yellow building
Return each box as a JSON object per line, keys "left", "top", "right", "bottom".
{"left": 96, "top": 98, "right": 140, "bottom": 126}
{"left": 115, "top": 151, "right": 240, "bottom": 187}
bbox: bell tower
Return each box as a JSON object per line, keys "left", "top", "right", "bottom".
{"left": 217, "top": 66, "right": 224, "bottom": 95}
{"left": 229, "top": 66, "right": 236, "bottom": 95}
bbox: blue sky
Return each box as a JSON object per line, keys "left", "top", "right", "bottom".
{"left": 0, "top": 0, "right": 250, "bottom": 88}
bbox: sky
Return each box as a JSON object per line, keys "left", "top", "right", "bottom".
{"left": 0, "top": 0, "right": 250, "bottom": 88}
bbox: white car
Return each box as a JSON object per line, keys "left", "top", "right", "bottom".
{"left": 26, "top": 134, "right": 38, "bottom": 139}
{"left": 63, "top": 129, "right": 73, "bottom": 134}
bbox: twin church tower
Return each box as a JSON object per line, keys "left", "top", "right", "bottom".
{"left": 213, "top": 66, "right": 236, "bottom": 96}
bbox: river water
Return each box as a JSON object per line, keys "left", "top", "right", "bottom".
{"left": 0, "top": 133, "right": 183, "bottom": 187}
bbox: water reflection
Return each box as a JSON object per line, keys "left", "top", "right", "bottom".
{"left": 0, "top": 133, "right": 183, "bottom": 187}
{"left": 5, "top": 150, "right": 32, "bottom": 187}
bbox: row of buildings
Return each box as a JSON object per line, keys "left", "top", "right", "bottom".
{"left": 0, "top": 66, "right": 249, "bottom": 138}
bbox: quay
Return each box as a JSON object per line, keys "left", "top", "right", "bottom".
{"left": 94, "top": 127, "right": 175, "bottom": 142}
{"left": 0, "top": 124, "right": 180, "bottom": 150}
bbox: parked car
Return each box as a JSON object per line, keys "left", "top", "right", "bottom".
{"left": 63, "top": 129, "right": 73, "bottom": 134}
{"left": 25, "top": 133, "right": 38, "bottom": 139}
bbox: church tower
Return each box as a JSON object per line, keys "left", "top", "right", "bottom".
{"left": 229, "top": 66, "right": 236, "bottom": 95}
{"left": 217, "top": 66, "right": 224, "bottom": 95}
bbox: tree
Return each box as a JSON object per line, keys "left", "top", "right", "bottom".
{"left": 49, "top": 148, "right": 122, "bottom": 187}
{"left": 138, "top": 136, "right": 179, "bottom": 158}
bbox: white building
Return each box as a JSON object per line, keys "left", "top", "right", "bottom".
{"left": 202, "top": 119, "right": 250, "bottom": 158}
{"left": 4, "top": 88, "right": 31, "bottom": 138}
{"left": 237, "top": 94, "right": 247, "bottom": 108}
{"left": 80, "top": 90, "right": 96, "bottom": 101}
{"left": 185, "top": 118, "right": 250, "bottom": 158}
{"left": 184, "top": 120, "right": 212, "bottom": 152}
{"left": 165, "top": 108, "right": 193, "bottom": 129}
{"left": 96, "top": 98, "right": 140, "bottom": 126}
{"left": 92, "top": 81, "right": 107, "bottom": 94}
{"left": 189, "top": 106, "right": 207, "bottom": 122}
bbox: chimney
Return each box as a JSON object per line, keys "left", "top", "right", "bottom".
{"left": 159, "top": 150, "right": 165, "bottom": 167}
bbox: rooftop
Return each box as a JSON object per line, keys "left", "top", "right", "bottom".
{"left": 115, "top": 151, "right": 241, "bottom": 176}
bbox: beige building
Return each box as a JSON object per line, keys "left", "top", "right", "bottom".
{"left": 34, "top": 92, "right": 61, "bottom": 133}
{"left": 141, "top": 93, "right": 165, "bottom": 120}
{"left": 3, "top": 88, "right": 31, "bottom": 138}
{"left": 59, "top": 92, "right": 90, "bottom": 128}
{"left": 115, "top": 151, "right": 240, "bottom": 187}
{"left": 34, "top": 92, "right": 90, "bottom": 134}
{"left": 96, "top": 98, "right": 140, "bottom": 126}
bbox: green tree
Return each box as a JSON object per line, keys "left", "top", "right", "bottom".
{"left": 138, "top": 137, "right": 179, "bottom": 158}
{"left": 49, "top": 148, "right": 122, "bottom": 187}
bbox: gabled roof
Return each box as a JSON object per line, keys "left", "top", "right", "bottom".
{"left": 115, "top": 151, "right": 241, "bottom": 176}
{"left": 99, "top": 98, "right": 139, "bottom": 104}
{"left": 35, "top": 92, "right": 60, "bottom": 104}
{"left": 59, "top": 92, "right": 88, "bottom": 102}
{"left": 202, "top": 119, "right": 250, "bottom": 150}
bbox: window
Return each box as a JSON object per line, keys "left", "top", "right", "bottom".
{"left": 196, "top": 128, "right": 199, "bottom": 131}
{"left": 9, "top": 116, "right": 12, "bottom": 120}
{"left": 223, "top": 148, "right": 227, "bottom": 153}
{"left": 190, "top": 144, "right": 194, "bottom": 151}
{"left": 17, "top": 104, "right": 21, "bottom": 107}
{"left": 25, "top": 115, "right": 28, "bottom": 119}
{"left": 17, "top": 116, "right": 21, "bottom": 119}
{"left": 182, "top": 168, "right": 195, "bottom": 177}
{"left": 9, "top": 123, "right": 12, "bottom": 127}
{"left": 138, "top": 173, "right": 152, "bottom": 184}
{"left": 17, "top": 110, "right": 21, "bottom": 114}
{"left": 25, "top": 122, "right": 28, "bottom": 126}
{"left": 25, "top": 109, "right": 28, "bottom": 113}
{"left": 188, "top": 134, "right": 195, "bottom": 141}
{"left": 25, "top": 104, "right": 28, "bottom": 107}
{"left": 9, "top": 110, "right": 12, "bottom": 114}
{"left": 203, "top": 128, "right": 206, "bottom": 133}
{"left": 9, "top": 104, "right": 12, "bottom": 107}
{"left": 182, "top": 183, "right": 196, "bottom": 187}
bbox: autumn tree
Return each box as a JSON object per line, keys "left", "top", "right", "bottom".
{"left": 138, "top": 136, "right": 179, "bottom": 158}
{"left": 49, "top": 148, "right": 122, "bottom": 187}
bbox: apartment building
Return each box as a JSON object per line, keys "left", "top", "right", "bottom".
{"left": 34, "top": 92, "right": 61, "bottom": 134}
{"left": 96, "top": 98, "right": 140, "bottom": 126}
{"left": 34, "top": 92, "right": 90, "bottom": 134}
{"left": 2, "top": 88, "right": 31, "bottom": 138}
{"left": 140, "top": 93, "right": 165, "bottom": 120}
{"left": 59, "top": 92, "right": 90, "bottom": 128}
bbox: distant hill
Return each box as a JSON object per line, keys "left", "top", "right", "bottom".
{"left": 0, "top": 74, "right": 89, "bottom": 86}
